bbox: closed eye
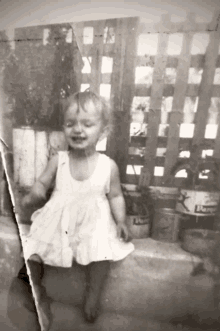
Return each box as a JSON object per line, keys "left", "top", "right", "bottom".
{"left": 65, "top": 122, "right": 73, "bottom": 128}
{"left": 84, "top": 123, "right": 94, "bottom": 128}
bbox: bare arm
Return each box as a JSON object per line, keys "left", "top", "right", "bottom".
{"left": 107, "top": 159, "right": 130, "bottom": 241}
{"left": 23, "top": 154, "right": 58, "bottom": 206}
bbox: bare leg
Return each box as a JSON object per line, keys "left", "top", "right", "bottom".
{"left": 27, "top": 255, "right": 52, "bottom": 331}
{"left": 84, "top": 260, "right": 110, "bottom": 323}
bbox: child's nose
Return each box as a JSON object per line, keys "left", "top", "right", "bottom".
{"left": 73, "top": 122, "right": 82, "bottom": 133}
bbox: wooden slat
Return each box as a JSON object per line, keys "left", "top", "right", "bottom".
{"left": 114, "top": 17, "right": 139, "bottom": 182}
{"left": 138, "top": 11, "right": 220, "bottom": 36}
{"left": 126, "top": 173, "right": 213, "bottom": 187}
{"left": 149, "top": 32, "right": 169, "bottom": 110}
{"left": 71, "top": 22, "right": 85, "bottom": 92}
{"left": 35, "top": 131, "right": 48, "bottom": 180}
{"left": 135, "top": 84, "right": 220, "bottom": 98}
{"left": 106, "top": 18, "right": 127, "bottom": 159}
{"left": 128, "top": 154, "right": 211, "bottom": 168}
{"left": 90, "top": 20, "right": 106, "bottom": 94}
{"left": 212, "top": 85, "right": 220, "bottom": 97}
{"left": 126, "top": 174, "right": 188, "bottom": 187}
{"left": 140, "top": 20, "right": 169, "bottom": 186}
{"left": 130, "top": 135, "right": 215, "bottom": 150}
{"left": 82, "top": 43, "right": 115, "bottom": 57}
{"left": 129, "top": 155, "right": 164, "bottom": 167}
{"left": 191, "top": 25, "right": 220, "bottom": 160}
{"left": 191, "top": 55, "right": 205, "bottom": 69}
{"left": 213, "top": 124, "right": 220, "bottom": 159}
{"left": 135, "top": 85, "right": 151, "bottom": 97}
{"left": 163, "top": 30, "right": 193, "bottom": 183}
{"left": 81, "top": 73, "right": 111, "bottom": 84}
{"left": 109, "top": 18, "right": 126, "bottom": 112}
{"left": 143, "top": 109, "right": 161, "bottom": 184}
{"left": 163, "top": 85, "right": 175, "bottom": 97}
{"left": 186, "top": 84, "right": 200, "bottom": 97}
{"left": 13, "top": 128, "right": 35, "bottom": 187}
{"left": 163, "top": 112, "right": 182, "bottom": 184}
{"left": 136, "top": 55, "right": 189, "bottom": 68}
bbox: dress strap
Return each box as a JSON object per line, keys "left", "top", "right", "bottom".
{"left": 98, "top": 154, "right": 111, "bottom": 194}
{"left": 57, "top": 151, "right": 68, "bottom": 167}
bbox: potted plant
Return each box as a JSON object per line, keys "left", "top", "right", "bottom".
{"left": 169, "top": 144, "right": 220, "bottom": 216}
{"left": 170, "top": 144, "right": 220, "bottom": 257}
{"left": 122, "top": 184, "right": 154, "bottom": 239}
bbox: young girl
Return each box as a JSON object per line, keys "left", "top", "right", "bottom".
{"left": 21, "top": 91, "right": 135, "bottom": 330}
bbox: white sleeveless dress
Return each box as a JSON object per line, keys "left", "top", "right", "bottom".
{"left": 23, "top": 151, "right": 134, "bottom": 267}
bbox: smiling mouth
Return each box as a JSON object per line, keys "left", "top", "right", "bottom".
{"left": 71, "top": 137, "right": 86, "bottom": 143}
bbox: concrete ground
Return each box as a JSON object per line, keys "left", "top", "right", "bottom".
{"left": 1, "top": 215, "right": 220, "bottom": 331}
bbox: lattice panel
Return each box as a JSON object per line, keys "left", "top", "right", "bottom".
{"left": 127, "top": 12, "right": 220, "bottom": 186}
{"left": 71, "top": 18, "right": 138, "bottom": 162}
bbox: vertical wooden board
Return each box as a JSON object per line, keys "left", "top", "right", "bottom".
{"left": 143, "top": 109, "right": 161, "bottom": 184}
{"left": 35, "top": 131, "right": 48, "bottom": 180}
{"left": 71, "top": 22, "right": 84, "bottom": 92}
{"left": 90, "top": 20, "right": 106, "bottom": 94}
{"left": 140, "top": 24, "right": 169, "bottom": 186}
{"left": 149, "top": 32, "right": 169, "bottom": 110}
{"left": 163, "top": 32, "right": 193, "bottom": 181}
{"left": 106, "top": 18, "right": 127, "bottom": 159}
{"left": 13, "top": 128, "right": 35, "bottom": 187}
{"left": 213, "top": 125, "right": 220, "bottom": 159}
{"left": 191, "top": 27, "right": 220, "bottom": 159}
{"left": 163, "top": 112, "right": 182, "bottom": 184}
{"left": 110, "top": 18, "right": 126, "bottom": 111}
{"left": 116, "top": 17, "right": 139, "bottom": 182}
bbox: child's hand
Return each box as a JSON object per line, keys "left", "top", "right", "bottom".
{"left": 117, "top": 222, "right": 131, "bottom": 242}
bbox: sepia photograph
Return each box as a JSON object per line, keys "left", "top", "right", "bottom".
{"left": 1, "top": 0, "right": 220, "bottom": 330}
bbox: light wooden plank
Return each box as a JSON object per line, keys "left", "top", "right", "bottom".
{"left": 106, "top": 18, "right": 127, "bottom": 160}
{"left": 81, "top": 73, "right": 111, "bottom": 84}
{"left": 191, "top": 26, "right": 220, "bottom": 160}
{"left": 163, "top": 31, "right": 193, "bottom": 183}
{"left": 139, "top": 26, "right": 169, "bottom": 186}
{"left": 71, "top": 21, "right": 85, "bottom": 93}
{"left": 135, "top": 85, "right": 151, "bottom": 97}
{"left": 138, "top": 21, "right": 213, "bottom": 35}
{"left": 114, "top": 17, "right": 139, "bottom": 182}
{"left": 35, "top": 130, "right": 48, "bottom": 180}
{"left": 130, "top": 135, "right": 215, "bottom": 151}
{"left": 212, "top": 85, "right": 220, "bottom": 97}
{"left": 142, "top": 109, "right": 161, "bottom": 185}
{"left": 13, "top": 128, "right": 35, "bottom": 187}
{"left": 90, "top": 20, "right": 106, "bottom": 94}
{"left": 163, "top": 112, "right": 182, "bottom": 185}
{"left": 149, "top": 32, "right": 169, "bottom": 110}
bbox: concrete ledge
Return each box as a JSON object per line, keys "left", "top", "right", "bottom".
{"left": 2, "top": 218, "right": 217, "bottom": 329}
{"left": 42, "top": 239, "right": 214, "bottom": 321}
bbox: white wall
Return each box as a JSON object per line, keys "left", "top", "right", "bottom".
{"left": 1, "top": 0, "right": 220, "bottom": 31}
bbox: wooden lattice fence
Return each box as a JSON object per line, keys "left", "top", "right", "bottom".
{"left": 9, "top": 13, "right": 220, "bottom": 190}
{"left": 127, "top": 12, "right": 220, "bottom": 187}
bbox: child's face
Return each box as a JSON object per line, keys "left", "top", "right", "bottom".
{"left": 63, "top": 100, "right": 105, "bottom": 152}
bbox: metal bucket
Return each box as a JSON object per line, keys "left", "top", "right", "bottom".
{"left": 176, "top": 189, "right": 220, "bottom": 216}
{"left": 152, "top": 208, "right": 181, "bottom": 242}
{"left": 127, "top": 215, "right": 150, "bottom": 239}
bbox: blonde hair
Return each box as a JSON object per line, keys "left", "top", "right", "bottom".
{"left": 62, "top": 90, "right": 112, "bottom": 133}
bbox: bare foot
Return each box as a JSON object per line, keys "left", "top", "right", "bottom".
{"left": 84, "top": 294, "right": 99, "bottom": 323}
